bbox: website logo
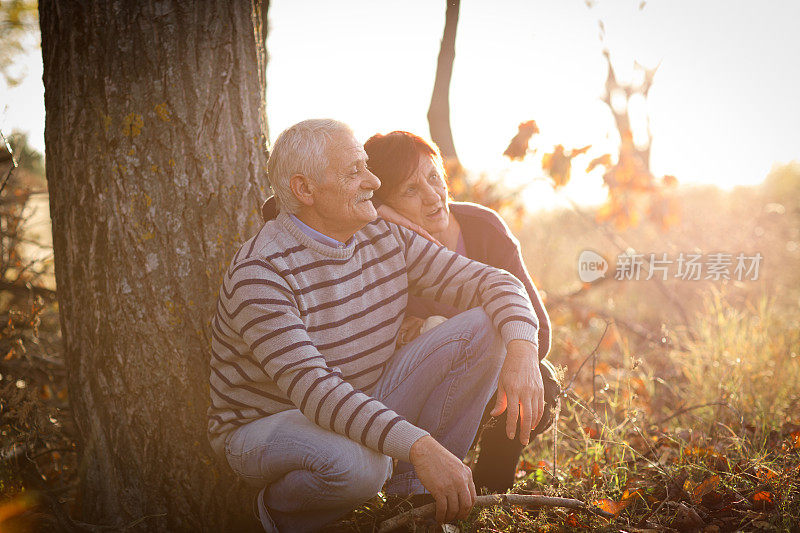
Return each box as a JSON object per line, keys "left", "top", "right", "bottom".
{"left": 578, "top": 250, "right": 608, "bottom": 283}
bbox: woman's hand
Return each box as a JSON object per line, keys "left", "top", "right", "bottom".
{"left": 377, "top": 204, "right": 443, "bottom": 246}
{"left": 396, "top": 316, "right": 425, "bottom": 347}
{"left": 490, "top": 339, "right": 544, "bottom": 445}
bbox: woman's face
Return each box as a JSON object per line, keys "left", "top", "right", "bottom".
{"left": 386, "top": 154, "right": 450, "bottom": 234}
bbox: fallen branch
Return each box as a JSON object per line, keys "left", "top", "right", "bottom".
{"left": 377, "top": 493, "right": 614, "bottom": 533}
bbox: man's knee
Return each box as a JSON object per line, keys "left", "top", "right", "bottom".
{"left": 322, "top": 443, "right": 393, "bottom": 504}
{"left": 459, "top": 308, "right": 503, "bottom": 360}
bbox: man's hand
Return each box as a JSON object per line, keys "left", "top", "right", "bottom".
{"left": 377, "top": 204, "right": 443, "bottom": 246}
{"left": 490, "top": 339, "right": 544, "bottom": 445}
{"left": 409, "top": 435, "right": 476, "bottom": 524}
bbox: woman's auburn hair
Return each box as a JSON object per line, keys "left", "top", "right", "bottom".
{"left": 363, "top": 131, "right": 446, "bottom": 202}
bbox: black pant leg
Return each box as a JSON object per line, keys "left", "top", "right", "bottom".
{"left": 472, "top": 359, "right": 560, "bottom": 492}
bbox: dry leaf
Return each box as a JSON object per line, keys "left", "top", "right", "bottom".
{"left": 503, "top": 120, "right": 539, "bottom": 161}
{"left": 586, "top": 154, "right": 613, "bottom": 173}
{"left": 691, "top": 475, "right": 720, "bottom": 502}
{"left": 753, "top": 491, "right": 773, "bottom": 503}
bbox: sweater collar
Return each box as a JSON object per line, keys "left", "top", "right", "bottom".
{"left": 278, "top": 211, "right": 356, "bottom": 259}
{"left": 288, "top": 213, "right": 348, "bottom": 248}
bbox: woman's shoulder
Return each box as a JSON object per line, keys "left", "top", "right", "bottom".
{"left": 450, "top": 201, "right": 515, "bottom": 240}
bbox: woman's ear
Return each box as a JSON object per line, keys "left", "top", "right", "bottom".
{"left": 289, "top": 174, "right": 315, "bottom": 207}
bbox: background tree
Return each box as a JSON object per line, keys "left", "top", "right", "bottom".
{"left": 428, "top": 0, "right": 460, "bottom": 174}
{"left": 39, "top": 1, "right": 269, "bottom": 529}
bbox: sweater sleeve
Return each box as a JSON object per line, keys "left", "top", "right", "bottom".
{"left": 218, "top": 258, "right": 429, "bottom": 461}
{"left": 395, "top": 225, "right": 539, "bottom": 349}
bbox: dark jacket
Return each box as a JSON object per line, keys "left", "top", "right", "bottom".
{"left": 448, "top": 202, "right": 551, "bottom": 359}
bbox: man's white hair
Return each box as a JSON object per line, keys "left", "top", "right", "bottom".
{"left": 267, "top": 119, "right": 354, "bottom": 214}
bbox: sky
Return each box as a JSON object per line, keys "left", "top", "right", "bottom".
{"left": 2, "top": 0, "right": 799, "bottom": 210}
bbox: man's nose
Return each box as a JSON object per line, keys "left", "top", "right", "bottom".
{"left": 364, "top": 170, "right": 381, "bottom": 190}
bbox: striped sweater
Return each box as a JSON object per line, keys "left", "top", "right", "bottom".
{"left": 208, "top": 211, "right": 539, "bottom": 462}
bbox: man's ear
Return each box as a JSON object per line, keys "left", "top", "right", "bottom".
{"left": 289, "top": 174, "right": 315, "bottom": 207}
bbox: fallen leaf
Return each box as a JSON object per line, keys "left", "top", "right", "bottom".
{"left": 584, "top": 425, "right": 600, "bottom": 439}
{"left": 565, "top": 512, "right": 587, "bottom": 528}
{"left": 753, "top": 491, "right": 773, "bottom": 503}
{"left": 756, "top": 467, "right": 779, "bottom": 480}
{"left": 790, "top": 431, "right": 800, "bottom": 449}
{"left": 691, "top": 475, "right": 720, "bottom": 502}
{"left": 595, "top": 490, "right": 639, "bottom": 518}
{"left": 595, "top": 498, "right": 630, "bottom": 517}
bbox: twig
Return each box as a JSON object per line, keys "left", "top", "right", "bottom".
{"left": 549, "top": 298, "right": 685, "bottom": 350}
{"left": 552, "top": 395, "right": 560, "bottom": 478}
{"left": 0, "top": 279, "right": 58, "bottom": 300}
{"left": 562, "top": 320, "right": 610, "bottom": 395}
{"left": 11, "top": 252, "right": 55, "bottom": 283}
{"left": 122, "top": 513, "right": 167, "bottom": 531}
{"left": 636, "top": 485, "right": 669, "bottom": 527}
{"left": 655, "top": 401, "right": 738, "bottom": 427}
{"left": 29, "top": 446, "right": 77, "bottom": 460}
{"left": 377, "top": 494, "right": 613, "bottom": 532}
{"left": 0, "top": 130, "right": 19, "bottom": 196}
{"left": 592, "top": 338, "right": 597, "bottom": 415}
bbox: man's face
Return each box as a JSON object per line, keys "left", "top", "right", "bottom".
{"left": 311, "top": 132, "right": 381, "bottom": 240}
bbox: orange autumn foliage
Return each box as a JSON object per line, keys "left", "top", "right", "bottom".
{"left": 595, "top": 489, "right": 641, "bottom": 517}
{"left": 503, "top": 120, "right": 539, "bottom": 161}
{"left": 542, "top": 144, "right": 592, "bottom": 188}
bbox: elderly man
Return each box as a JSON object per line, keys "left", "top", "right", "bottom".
{"left": 208, "top": 119, "right": 545, "bottom": 532}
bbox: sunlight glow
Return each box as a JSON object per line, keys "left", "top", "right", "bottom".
{"left": 1, "top": 0, "right": 798, "bottom": 212}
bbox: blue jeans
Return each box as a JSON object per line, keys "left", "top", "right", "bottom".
{"left": 224, "top": 308, "right": 505, "bottom": 532}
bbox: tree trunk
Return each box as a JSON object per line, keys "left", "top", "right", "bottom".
{"left": 428, "top": 0, "right": 461, "bottom": 172}
{"left": 39, "top": 1, "right": 269, "bottom": 530}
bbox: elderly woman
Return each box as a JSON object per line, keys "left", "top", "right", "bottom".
{"left": 363, "top": 131, "right": 558, "bottom": 493}
{"left": 261, "top": 131, "right": 558, "bottom": 493}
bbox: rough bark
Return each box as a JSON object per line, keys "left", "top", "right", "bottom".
{"left": 427, "top": 0, "right": 460, "bottom": 171}
{"left": 39, "top": 1, "right": 269, "bottom": 530}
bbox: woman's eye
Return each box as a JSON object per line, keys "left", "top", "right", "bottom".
{"left": 405, "top": 187, "right": 416, "bottom": 195}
